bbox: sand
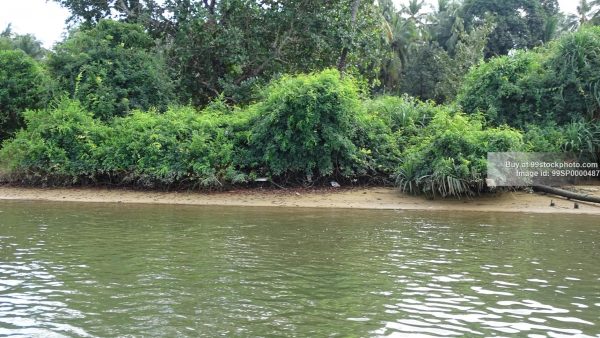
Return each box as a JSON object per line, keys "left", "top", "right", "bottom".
{"left": 1, "top": 185, "right": 600, "bottom": 214}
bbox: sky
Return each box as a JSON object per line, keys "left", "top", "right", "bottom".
{"left": 0, "top": 0, "right": 583, "bottom": 48}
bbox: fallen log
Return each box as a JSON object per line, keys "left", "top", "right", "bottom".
{"left": 533, "top": 185, "right": 600, "bottom": 204}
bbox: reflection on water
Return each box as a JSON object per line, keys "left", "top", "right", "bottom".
{"left": 0, "top": 201, "right": 599, "bottom": 337}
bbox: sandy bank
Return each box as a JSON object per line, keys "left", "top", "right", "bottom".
{"left": 1, "top": 185, "right": 600, "bottom": 214}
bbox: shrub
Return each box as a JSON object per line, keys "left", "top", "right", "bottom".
{"left": 48, "top": 20, "right": 175, "bottom": 120}
{"left": 0, "top": 98, "right": 257, "bottom": 188}
{"left": 523, "top": 123, "right": 564, "bottom": 152}
{"left": 354, "top": 95, "right": 443, "bottom": 177}
{"left": 459, "top": 27, "right": 600, "bottom": 127}
{"left": 544, "top": 26, "right": 600, "bottom": 123}
{"left": 0, "top": 50, "right": 49, "bottom": 141}
{"left": 457, "top": 50, "right": 546, "bottom": 127}
{"left": 395, "top": 110, "right": 524, "bottom": 197}
{"left": 524, "top": 120, "right": 600, "bottom": 156}
{"left": 101, "top": 105, "right": 255, "bottom": 188}
{"left": 0, "top": 99, "right": 108, "bottom": 184}
{"left": 246, "top": 69, "right": 362, "bottom": 181}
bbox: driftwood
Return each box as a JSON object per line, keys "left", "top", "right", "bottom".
{"left": 533, "top": 185, "right": 600, "bottom": 204}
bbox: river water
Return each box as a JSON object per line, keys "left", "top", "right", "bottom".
{"left": 0, "top": 201, "right": 599, "bottom": 337}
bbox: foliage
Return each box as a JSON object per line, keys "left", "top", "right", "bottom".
{"left": 378, "top": 1, "right": 492, "bottom": 102}
{"left": 523, "top": 123, "right": 565, "bottom": 152}
{"left": 462, "top": 0, "right": 559, "bottom": 57}
{"left": 100, "top": 105, "right": 253, "bottom": 188}
{"left": 0, "top": 99, "right": 108, "bottom": 183}
{"left": 245, "top": 69, "right": 362, "bottom": 181}
{"left": 544, "top": 26, "right": 600, "bottom": 122}
{"left": 53, "top": 0, "right": 386, "bottom": 106}
{"left": 457, "top": 50, "right": 547, "bottom": 126}
{"left": 377, "top": 0, "right": 417, "bottom": 93}
{"left": 395, "top": 110, "right": 525, "bottom": 197}
{"left": 0, "top": 25, "right": 47, "bottom": 59}
{"left": 459, "top": 27, "right": 600, "bottom": 126}
{"left": 355, "top": 95, "right": 443, "bottom": 176}
{"left": 48, "top": 20, "right": 175, "bottom": 120}
{"left": 0, "top": 50, "right": 50, "bottom": 141}
{"left": 561, "top": 0, "right": 600, "bottom": 31}
{"left": 401, "top": 42, "right": 454, "bottom": 102}
{"left": 524, "top": 120, "right": 600, "bottom": 161}
{"left": 0, "top": 98, "right": 255, "bottom": 187}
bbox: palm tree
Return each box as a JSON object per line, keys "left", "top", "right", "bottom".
{"left": 377, "top": 0, "right": 420, "bottom": 92}
{"left": 402, "top": 0, "right": 429, "bottom": 26}
{"left": 562, "top": 0, "right": 600, "bottom": 31}
{"left": 1, "top": 24, "right": 12, "bottom": 38}
{"left": 12, "top": 34, "right": 46, "bottom": 59}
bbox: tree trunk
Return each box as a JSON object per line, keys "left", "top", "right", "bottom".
{"left": 533, "top": 185, "right": 600, "bottom": 204}
{"left": 337, "top": 0, "right": 361, "bottom": 75}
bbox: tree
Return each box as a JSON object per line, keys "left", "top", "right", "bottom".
{"left": 458, "top": 26, "right": 600, "bottom": 126}
{"left": 403, "top": 0, "right": 429, "bottom": 29}
{"left": 457, "top": 50, "right": 546, "bottom": 126}
{"left": 0, "top": 50, "right": 49, "bottom": 141}
{"left": 53, "top": 0, "right": 197, "bottom": 37}
{"left": 401, "top": 42, "right": 453, "bottom": 101}
{"left": 428, "top": 0, "right": 464, "bottom": 54}
{"left": 53, "top": 0, "right": 385, "bottom": 106}
{"left": 401, "top": 13, "right": 492, "bottom": 103}
{"left": 462, "top": 0, "right": 559, "bottom": 57}
{"left": 562, "top": 0, "right": 600, "bottom": 31}
{"left": 338, "top": 0, "right": 362, "bottom": 75}
{"left": 0, "top": 24, "right": 46, "bottom": 59}
{"left": 168, "top": 0, "right": 384, "bottom": 105}
{"left": 247, "top": 69, "right": 362, "bottom": 180}
{"left": 377, "top": 0, "right": 421, "bottom": 93}
{"left": 48, "top": 20, "right": 175, "bottom": 120}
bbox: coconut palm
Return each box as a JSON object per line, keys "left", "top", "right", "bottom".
{"left": 402, "top": 0, "right": 429, "bottom": 27}
{"left": 562, "top": 0, "right": 600, "bottom": 31}
{"left": 377, "top": 0, "right": 420, "bottom": 92}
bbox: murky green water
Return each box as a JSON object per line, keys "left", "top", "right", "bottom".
{"left": 0, "top": 201, "right": 599, "bottom": 337}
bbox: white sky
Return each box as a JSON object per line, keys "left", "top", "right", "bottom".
{"left": 0, "top": 0, "right": 583, "bottom": 48}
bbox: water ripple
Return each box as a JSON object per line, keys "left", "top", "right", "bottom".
{"left": 0, "top": 202, "right": 599, "bottom": 337}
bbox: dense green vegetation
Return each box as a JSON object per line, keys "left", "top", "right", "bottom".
{"left": 48, "top": 20, "right": 175, "bottom": 120}
{"left": 0, "top": 69, "right": 533, "bottom": 196}
{"left": 1, "top": 0, "right": 600, "bottom": 197}
{"left": 0, "top": 50, "right": 50, "bottom": 141}
{"left": 458, "top": 26, "right": 600, "bottom": 127}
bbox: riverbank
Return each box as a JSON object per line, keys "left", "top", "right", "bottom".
{"left": 1, "top": 185, "right": 600, "bottom": 214}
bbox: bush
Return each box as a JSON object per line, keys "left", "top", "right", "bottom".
{"left": 459, "top": 27, "right": 600, "bottom": 127}
{"left": 544, "top": 26, "right": 600, "bottom": 123}
{"left": 457, "top": 50, "right": 546, "bottom": 127}
{"left": 0, "top": 98, "right": 256, "bottom": 188}
{"left": 0, "top": 50, "right": 49, "bottom": 141}
{"left": 0, "top": 99, "right": 108, "bottom": 183}
{"left": 524, "top": 120, "right": 600, "bottom": 155}
{"left": 395, "top": 110, "right": 524, "bottom": 197}
{"left": 355, "top": 95, "right": 444, "bottom": 177}
{"left": 522, "top": 123, "right": 564, "bottom": 152}
{"left": 48, "top": 20, "right": 175, "bottom": 120}
{"left": 0, "top": 68, "right": 543, "bottom": 196}
{"left": 101, "top": 104, "right": 255, "bottom": 188}
{"left": 245, "top": 69, "right": 362, "bottom": 181}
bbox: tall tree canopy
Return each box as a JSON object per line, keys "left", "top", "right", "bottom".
{"left": 462, "top": 0, "right": 559, "bottom": 57}
{"left": 52, "top": 0, "right": 385, "bottom": 106}
{"left": 0, "top": 24, "right": 47, "bottom": 59}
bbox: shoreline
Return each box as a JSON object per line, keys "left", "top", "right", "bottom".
{"left": 1, "top": 186, "right": 600, "bottom": 214}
